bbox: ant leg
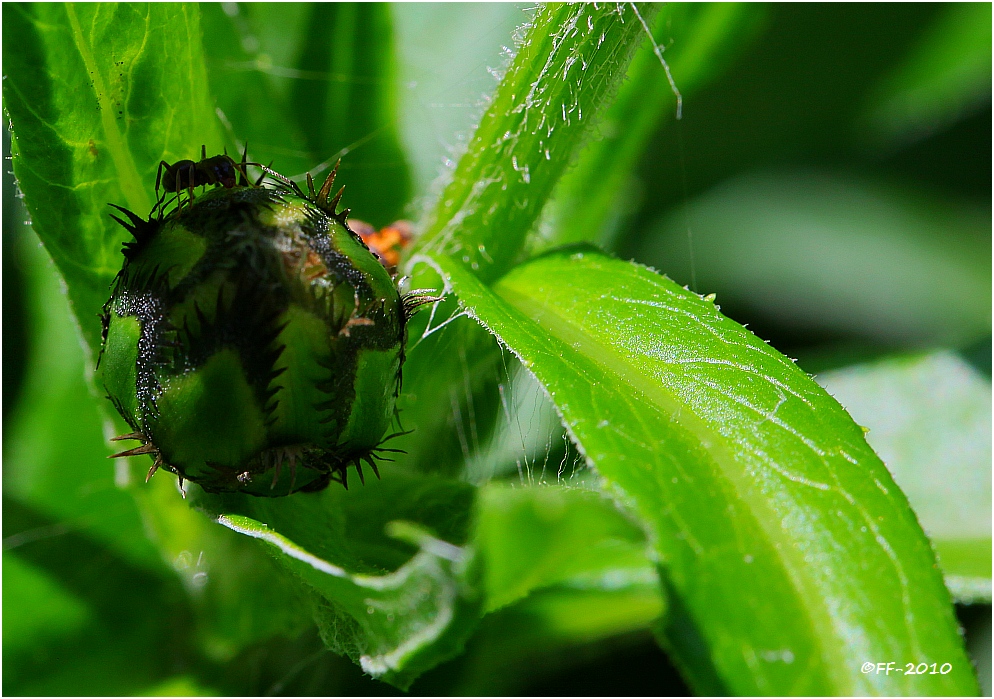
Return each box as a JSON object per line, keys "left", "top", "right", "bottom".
{"left": 154, "top": 161, "right": 171, "bottom": 217}
{"left": 176, "top": 170, "right": 189, "bottom": 214}
{"left": 154, "top": 161, "right": 167, "bottom": 199}
{"left": 238, "top": 142, "right": 249, "bottom": 186}
{"left": 201, "top": 144, "right": 207, "bottom": 160}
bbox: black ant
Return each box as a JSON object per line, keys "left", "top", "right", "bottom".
{"left": 153, "top": 145, "right": 269, "bottom": 217}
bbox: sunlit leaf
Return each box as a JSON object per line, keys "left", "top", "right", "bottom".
{"left": 428, "top": 247, "right": 976, "bottom": 694}
{"left": 4, "top": 3, "right": 223, "bottom": 352}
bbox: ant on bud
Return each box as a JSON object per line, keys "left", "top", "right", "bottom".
{"left": 153, "top": 144, "right": 273, "bottom": 217}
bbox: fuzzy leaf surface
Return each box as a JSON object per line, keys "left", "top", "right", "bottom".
{"left": 427, "top": 247, "right": 976, "bottom": 695}
{"left": 413, "top": 3, "right": 660, "bottom": 282}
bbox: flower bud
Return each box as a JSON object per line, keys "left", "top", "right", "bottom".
{"left": 100, "top": 182, "right": 406, "bottom": 496}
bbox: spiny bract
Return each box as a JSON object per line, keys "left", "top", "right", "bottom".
{"left": 99, "top": 171, "right": 410, "bottom": 497}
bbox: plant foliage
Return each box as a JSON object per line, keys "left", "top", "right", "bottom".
{"left": 4, "top": 2, "right": 988, "bottom": 695}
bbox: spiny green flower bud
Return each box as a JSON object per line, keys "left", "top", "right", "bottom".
{"left": 99, "top": 167, "right": 429, "bottom": 497}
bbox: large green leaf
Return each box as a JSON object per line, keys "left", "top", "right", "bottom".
{"left": 817, "top": 351, "right": 992, "bottom": 604}
{"left": 3, "top": 2, "right": 223, "bottom": 353}
{"left": 425, "top": 247, "right": 976, "bottom": 695}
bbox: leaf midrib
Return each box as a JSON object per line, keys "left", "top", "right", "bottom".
{"left": 65, "top": 3, "right": 150, "bottom": 214}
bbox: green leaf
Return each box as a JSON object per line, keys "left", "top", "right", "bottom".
{"left": 413, "top": 3, "right": 661, "bottom": 282}
{"left": 288, "top": 4, "right": 410, "bottom": 225}
{"left": 202, "top": 3, "right": 412, "bottom": 225}
{"left": 2, "top": 553, "right": 92, "bottom": 657}
{"left": 192, "top": 468, "right": 482, "bottom": 690}
{"left": 427, "top": 247, "right": 976, "bottom": 695}
{"left": 3, "top": 214, "right": 161, "bottom": 569}
{"left": 862, "top": 3, "right": 993, "bottom": 150}
{"left": 476, "top": 483, "right": 659, "bottom": 613}
{"left": 638, "top": 169, "right": 992, "bottom": 346}
{"left": 3, "top": 2, "right": 223, "bottom": 353}
{"left": 817, "top": 351, "right": 992, "bottom": 604}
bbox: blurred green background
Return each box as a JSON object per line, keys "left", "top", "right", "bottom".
{"left": 4, "top": 3, "right": 990, "bottom": 695}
